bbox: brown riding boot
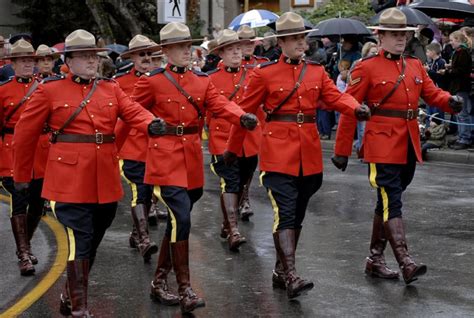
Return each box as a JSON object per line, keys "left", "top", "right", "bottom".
{"left": 365, "top": 214, "right": 399, "bottom": 279}
{"left": 384, "top": 217, "right": 427, "bottom": 285}
{"left": 131, "top": 204, "right": 158, "bottom": 262}
{"left": 150, "top": 235, "right": 179, "bottom": 305}
{"left": 67, "top": 259, "right": 93, "bottom": 317}
{"left": 128, "top": 225, "right": 139, "bottom": 249}
{"left": 171, "top": 240, "right": 205, "bottom": 314}
{"left": 272, "top": 228, "right": 301, "bottom": 290}
{"left": 59, "top": 281, "right": 72, "bottom": 316}
{"left": 239, "top": 175, "right": 254, "bottom": 221}
{"left": 11, "top": 214, "right": 35, "bottom": 276}
{"left": 274, "top": 229, "right": 313, "bottom": 299}
{"left": 27, "top": 212, "right": 42, "bottom": 265}
{"left": 222, "top": 193, "right": 247, "bottom": 251}
{"left": 219, "top": 195, "right": 230, "bottom": 239}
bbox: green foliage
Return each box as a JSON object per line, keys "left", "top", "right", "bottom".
{"left": 300, "top": 0, "right": 376, "bottom": 25}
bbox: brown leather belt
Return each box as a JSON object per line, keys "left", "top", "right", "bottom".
{"left": 266, "top": 113, "right": 316, "bottom": 124}
{"left": 2, "top": 127, "right": 49, "bottom": 135}
{"left": 52, "top": 133, "right": 115, "bottom": 144}
{"left": 371, "top": 108, "right": 419, "bottom": 120}
{"left": 162, "top": 125, "right": 199, "bottom": 136}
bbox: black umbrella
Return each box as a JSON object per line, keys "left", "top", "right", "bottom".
{"left": 371, "top": 6, "right": 434, "bottom": 25}
{"left": 409, "top": 0, "right": 474, "bottom": 19}
{"left": 308, "top": 18, "right": 371, "bottom": 37}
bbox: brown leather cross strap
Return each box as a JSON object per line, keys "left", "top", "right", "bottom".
{"left": 54, "top": 133, "right": 115, "bottom": 144}
{"left": 4, "top": 80, "right": 39, "bottom": 125}
{"left": 371, "top": 56, "right": 406, "bottom": 109}
{"left": 163, "top": 71, "right": 203, "bottom": 118}
{"left": 162, "top": 125, "right": 199, "bottom": 136}
{"left": 228, "top": 68, "right": 248, "bottom": 101}
{"left": 371, "top": 108, "right": 419, "bottom": 120}
{"left": 266, "top": 112, "right": 316, "bottom": 124}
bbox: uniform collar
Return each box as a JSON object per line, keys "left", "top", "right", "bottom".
{"left": 71, "top": 74, "right": 94, "bottom": 85}
{"left": 243, "top": 55, "right": 252, "bottom": 61}
{"left": 16, "top": 76, "right": 33, "bottom": 83}
{"left": 132, "top": 67, "right": 144, "bottom": 77}
{"left": 382, "top": 50, "right": 401, "bottom": 61}
{"left": 224, "top": 66, "right": 240, "bottom": 73}
{"left": 169, "top": 64, "right": 188, "bottom": 74}
{"left": 283, "top": 56, "right": 302, "bottom": 65}
{"left": 37, "top": 73, "right": 52, "bottom": 79}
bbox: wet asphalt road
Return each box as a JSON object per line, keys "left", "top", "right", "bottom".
{"left": 1, "top": 150, "right": 474, "bottom": 318}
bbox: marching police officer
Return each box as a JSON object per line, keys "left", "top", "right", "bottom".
{"left": 34, "top": 44, "right": 60, "bottom": 79}
{"left": 127, "top": 22, "right": 257, "bottom": 313}
{"left": 332, "top": 8, "right": 463, "bottom": 285}
{"left": 114, "top": 35, "right": 161, "bottom": 261}
{"left": 224, "top": 12, "right": 370, "bottom": 299}
{"left": 13, "top": 29, "right": 158, "bottom": 317}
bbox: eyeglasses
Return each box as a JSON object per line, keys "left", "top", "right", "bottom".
{"left": 139, "top": 51, "right": 153, "bottom": 57}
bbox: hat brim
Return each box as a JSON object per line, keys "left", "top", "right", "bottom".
{"left": 2, "top": 53, "right": 36, "bottom": 60}
{"left": 58, "top": 47, "right": 110, "bottom": 54}
{"left": 368, "top": 26, "right": 418, "bottom": 31}
{"left": 160, "top": 38, "right": 204, "bottom": 47}
{"left": 267, "top": 28, "right": 318, "bottom": 38}
{"left": 120, "top": 44, "right": 161, "bottom": 58}
{"left": 209, "top": 39, "right": 246, "bottom": 54}
{"left": 238, "top": 37, "right": 263, "bottom": 42}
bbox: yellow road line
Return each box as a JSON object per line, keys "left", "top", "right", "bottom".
{"left": 0, "top": 215, "right": 67, "bottom": 317}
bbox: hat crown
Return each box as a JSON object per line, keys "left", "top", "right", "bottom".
{"left": 379, "top": 8, "right": 408, "bottom": 26}
{"left": 237, "top": 25, "right": 256, "bottom": 39}
{"left": 217, "top": 29, "right": 240, "bottom": 46}
{"left": 160, "top": 22, "right": 191, "bottom": 43}
{"left": 35, "top": 44, "right": 54, "bottom": 56}
{"left": 10, "top": 39, "right": 34, "bottom": 55}
{"left": 128, "top": 34, "right": 155, "bottom": 50}
{"left": 276, "top": 12, "right": 305, "bottom": 33}
{"left": 65, "top": 29, "right": 97, "bottom": 49}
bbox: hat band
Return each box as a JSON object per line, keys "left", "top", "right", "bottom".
{"left": 239, "top": 35, "right": 256, "bottom": 40}
{"left": 276, "top": 27, "right": 306, "bottom": 35}
{"left": 217, "top": 39, "right": 241, "bottom": 47}
{"left": 378, "top": 24, "right": 409, "bottom": 29}
{"left": 65, "top": 44, "right": 99, "bottom": 51}
{"left": 161, "top": 36, "right": 192, "bottom": 45}
{"left": 128, "top": 44, "right": 156, "bottom": 51}
{"left": 10, "top": 51, "right": 35, "bottom": 57}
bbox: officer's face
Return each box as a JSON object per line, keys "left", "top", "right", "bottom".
{"left": 163, "top": 42, "right": 192, "bottom": 67}
{"left": 67, "top": 51, "right": 100, "bottom": 79}
{"left": 130, "top": 51, "right": 154, "bottom": 73}
{"left": 219, "top": 43, "right": 242, "bottom": 67}
{"left": 379, "top": 31, "right": 408, "bottom": 55}
{"left": 240, "top": 40, "right": 255, "bottom": 56}
{"left": 11, "top": 57, "right": 35, "bottom": 77}
{"left": 278, "top": 34, "right": 306, "bottom": 59}
{"left": 36, "top": 56, "right": 54, "bottom": 74}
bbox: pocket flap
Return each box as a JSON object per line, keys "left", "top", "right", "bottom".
{"left": 264, "top": 125, "right": 289, "bottom": 139}
{"left": 366, "top": 122, "right": 393, "bottom": 136}
{"left": 49, "top": 148, "right": 79, "bottom": 165}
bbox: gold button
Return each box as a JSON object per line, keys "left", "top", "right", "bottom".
{"left": 183, "top": 138, "right": 186, "bottom": 141}
{"left": 197, "top": 97, "right": 201, "bottom": 101}
{"left": 167, "top": 98, "right": 171, "bottom": 102}
{"left": 408, "top": 103, "right": 412, "bottom": 106}
{"left": 27, "top": 97, "right": 30, "bottom": 100}
{"left": 64, "top": 104, "right": 69, "bottom": 107}
{"left": 294, "top": 67, "right": 297, "bottom": 70}
{"left": 269, "top": 131, "right": 272, "bottom": 135}
{"left": 58, "top": 157, "right": 62, "bottom": 160}
{"left": 315, "top": 86, "right": 318, "bottom": 89}
{"left": 83, "top": 86, "right": 87, "bottom": 89}
{"left": 154, "top": 143, "right": 157, "bottom": 147}
{"left": 181, "top": 122, "right": 185, "bottom": 125}
{"left": 97, "top": 146, "right": 100, "bottom": 149}
{"left": 216, "top": 126, "right": 219, "bottom": 130}
{"left": 181, "top": 106, "right": 185, "bottom": 110}
{"left": 87, "top": 100, "right": 90, "bottom": 103}
{"left": 298, "top": 96, "right": 302, "bottom": 99}
{"left": 109, "top": 102, "right": 113, "bottom": 106}
{"left": 10, "top": 102, "right": 14, "bottom": 106}
{"left": 298, "top": 124, "right": 302, "bottom": 128}
{"left": 220, "top": 90, "right": 224, "bottom": 94}
{"left": 234, "top": 74, "right": 237, "bottom": 77}
{"left": 25, "top": 85, "right": 28, "bottom": 88}
{"left": 5, "top": 143, "right": 9, "bottom": 146}
{"left": 382, "top": 81, "right": 386, "bottom": 85}
{"left": 180, "top": 75, "right": 184, "bottom": 79}
{"left": 236, "top": 96, "right": 239, "bottom": 99}
{"left": 406, "top": 88, "right": 409, "bottom": 92}
{"left": 95, "top": 129, "right": 99, "bottom": 132}
{"left": 90, "top": 114, "right": 94, "bottom": 118}
{"left": 279, "top": 88, "right": 283, "bottom": 91}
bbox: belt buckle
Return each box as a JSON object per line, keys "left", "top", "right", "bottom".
{"left": 176, "top": 125, "right": 184, "bottom": 136}
{"left": 407, "top": 109, "right": 414, "bottom": 120}
{"left": 95, "top": 132, "right": 104, "bottom": 144}
{"left": 296, "top": 112, "right": 304, "bottom": 124}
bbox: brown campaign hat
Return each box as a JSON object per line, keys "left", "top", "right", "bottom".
{"left": 237, "top": 25, "right": 261, "bottom": 41}
{"left": 209, "top": 29, "right": 244, "bottom": 53}
{"left": 120, "top": 34, "right": 161, "bottom": 58}
{"left": 34, "top": 44, "right": 60, "bottom": 59}
{"left": 368, "top": 8, "right": 418, "bottom": 31}
{"left": 159, "top": 22, "right": 203, "bottom": 46}
{"left": 2, "top": 39, "right": 35, "bottom": 60}
{"left": 268, "top": 12, "right": 316, "bottom": 38}
{"left": 60, "top": 29, "right": 109, "bottom": 53}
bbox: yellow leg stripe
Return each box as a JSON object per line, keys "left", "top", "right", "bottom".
{"left": 66, "top": 227, "right": 76, "bottom": 261}
{"left": 259, "top": 171, "right": 266, "bottom": 187}
{"left": 209, "top": 156, "right": 226, "bottom": 193}
{"left": 380, "top": 187, "right": 390, "bottom": 223}
{"left": 50, "top": 201, "right": 57, "bottom": 220}
{"left": 369, "top": 163, "right": 378, "bottom": 189}
{"left": 120, "top": 160, "right": 139, "bottom": 207}
{"left": 1, "top": 181, "right": 14, "bottom": 218}
{"left": 267, "top": 189, "right": 280, "bottom": 234}
{"left": 154, "top": 186, "right": 177, "bottom": 243}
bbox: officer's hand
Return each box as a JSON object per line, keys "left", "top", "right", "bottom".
{"left": 223, "top": 150, "right": 238, "bottom": 166}
{"left": 240, "top": 113, "right": 257, "bottom": 131}
{"left": 449, "top": 95, "right": 463, "bottom": 113}
{"left": 354, "top": 105, "right": 371, "bottom": 121}
{"left": 148, "top": 117, "right": 166, "bottom": 136}
{"left": 14, "top": 182, "right": 29, "bottom": 195}
{"left": 331, "top": 155, "right": 348, "bottom": 172}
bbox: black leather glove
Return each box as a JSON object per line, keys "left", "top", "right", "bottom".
{"left": 331, "top": 155, "right": 348, "bottom": 172}
{"left": 148, "top": 117, "right": 167, "bottom": 136}
{"left": 14, "top": 182, "right": 29, "bottom": 195}
{"left": 355, "top": 105, "right": 371, "bottom": 121}
{"left": 448, "top": 95, "right": 463, "bottom": 113}
{"left": 240, "top": 113, "right": 257, "bottom": 131}
{"left": 223, "top": 150, "right": 238, "bottom": 166}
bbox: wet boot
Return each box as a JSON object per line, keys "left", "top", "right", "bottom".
{"left": 11, "top": 214, "right": 35, "bottom": 276}
{"left": 365, "top": 214, "right": 399, "bottom": 279}
{"left": 274, "top": 229, "right": 313, "bottom": 299}
{"left": 150, "top": 235, "right": 179, "bottom": 305}
{"left": 171, "top": 240, "right": 205, "bottom": 314}
{"left": 60, "top": 259, "right": 96, "bottom": 316}
{"left": 219, "top": 194, "right": 229, "bottom": 239}
{"left": 66, "top": 259, "right": 93, "bottom": 317}
{"left": 128, "top": 225, "right": 139, "bottom": 249}
{"left": 272, "top": 229, "right": 301, "bottom": 290}
{"left": 239, "top": 176, "right": 254, "bottom": 221}
{"left": 384, "top": 217, "right": 427, "bottom": 285}
{"left": 132, "top": 204, "right": 158, "bottom": 262}
{"left": 27, "top": 212, "right": 42, "bottom": 265}
{"left": 222, "top": 193, "right": 246, "bottom": 251}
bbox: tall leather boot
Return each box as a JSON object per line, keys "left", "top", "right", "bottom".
{"left": 272, "top": 228, "right": 301, "bottom": 290}
{"left": 239, "top": 175, "right": 254, "bottom": 221}
{"left": 27, "top": 212, "right": 42, "bottom": 265}
{"left": 66, "top": 259, "right": 93, "bottom": 317}
{"left": 128, "top": 225, "right": 139, "bottom": 249}
{"left": 60, "top": 259, "right": 96, "bottom": 316}
{"left": 219, "top": 195, "right": 230, "bottom": 239}
{"left": 365, "top": 214, "right": 399, "bottom": 279}
{"left": 11, "top": 214, "right": 35, "bottom": 276}
{"left": 222, "top": 193, "right": 246, "bottom": 251}
{"left": 150, "top": 235, "right": 179, "bottom": 305}
{"left": 274, "top": 229, "right": 313, "bottom": 299}
{"left": 131, "top": 204, "right": 158, "bottom": 262}
{"left": 171, "top": 240, "right": 205, "bottom": 314}
{"left": 384, "top": 217, "right": 427, "bottom": 284}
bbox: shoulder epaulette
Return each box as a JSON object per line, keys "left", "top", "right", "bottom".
{"left": 193, "top": 70, "right": 208, "bottom": 77}
{"left": 206, "top": 68, "right": 220, "bottom": 75}
{"left": 255, "top": 55, "right": 269, "bottom": 61}
{"left": 0, "top": 77, "right": 13, "bottom": 86}
{"left": 113, "top": 70, "right": 130, "bottom": 79}
{"left": 42, "top": 74, "right": 66, "bottom": 83}
{"left": 145, "top": 68, "right": 165, "bottom": 77}
{"left": 305, "top": 60, "right": 321, "bottom": 66}
{"left": 257, "top": 60, "right": 278, "bottom": 69}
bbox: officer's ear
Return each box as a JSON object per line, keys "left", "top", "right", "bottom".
{"left": 64, "top": 52, "right": 73, "bottom": 67}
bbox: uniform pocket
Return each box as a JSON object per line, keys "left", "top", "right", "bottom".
{"left": 48, "top": 148, "right": 78, "bottom": 193}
